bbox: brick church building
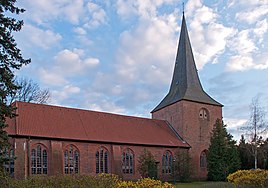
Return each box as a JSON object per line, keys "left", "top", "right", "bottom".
{"left": 5, "top": 14, "right": 222, "bottom": 180}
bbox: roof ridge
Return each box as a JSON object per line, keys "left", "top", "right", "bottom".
{"left": 15, "top": 101, "right": 156, "bottom": 121}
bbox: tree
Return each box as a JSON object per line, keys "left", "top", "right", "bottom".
{"left": 137, "top": 149, "right": 157, "bottom": 179}
{"left": 174, "top": 150, "right": 191, "bottom": 182}
{"left": 258, "top": 138, "right": 268, "bottom": 169}
{"left": 237, "top": 135, "right": 254, "bottom": 170}
{"left": 0, "top": 0, "right": 30, "bottom": 168}
{"left": 9, "top": 77, "right": 50, "bottom": 104}
{"left": 242, "top": 96, "right": 267, "bottom": 169}
{"left": 207, "top": 119, "right": 240, "bottom": 181}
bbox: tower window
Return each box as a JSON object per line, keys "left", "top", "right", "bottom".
{"left": 199, "top": 108, "right": 209, "bottom": 120}
{"left": 200, "top": 150, "right": 207, "bottom": 168}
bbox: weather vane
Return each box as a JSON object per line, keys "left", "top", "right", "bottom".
{"left": 182, "top": 1, "right": 185, "bottom": 14}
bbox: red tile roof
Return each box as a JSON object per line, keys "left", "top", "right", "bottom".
{"left": 6, "top": 101, "right": 189, "bottom": 148}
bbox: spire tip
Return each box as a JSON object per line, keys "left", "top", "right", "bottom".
{"left": 182, "top": 2, "right": 185, "bottom": 15}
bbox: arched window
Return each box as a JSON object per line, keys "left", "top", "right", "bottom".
{"left": 200, "top": 151, "right": 207, "bottom": 168}
{"left": 31, "top": 144, "right": 48, "bottom": 174}
{"left": 96, "top": 147, "right": 108, "bottom": 174}
{"left": 162, "top": 151, "right": 173, "bottom": 174}
{"left": 3, "top": 148, "right": 15, "bottom": 177}
{"left": 64, "top": 145, "right": 79, "bottom": 174}
{"left": 122, "top": 148, "right": 134, "bottom": 174}
{"left": 199, "top": 108, "right": 209, "bottom": 120}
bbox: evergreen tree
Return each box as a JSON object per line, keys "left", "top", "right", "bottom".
{"left": 174, "top": 150, "right": 191, "bottom": 182}
{"left": 0, "top": 0, "right": 30, "bottom": 168}
{"left": 137, "top": 149, "right": 157, "bottom": 179}
{"left": 207, "top": 119, "right": 240, "bottom": 181}
{"left": 238, "top": 135, "right": 254, "bottom": 169}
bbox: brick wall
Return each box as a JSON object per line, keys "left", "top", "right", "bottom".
{"left": 152, "top": 100, "right": 222, "bottom": 180}
{"left": 11, "top": 137, "right": 187, "bottom": 181}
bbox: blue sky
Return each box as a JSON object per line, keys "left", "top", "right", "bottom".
{"left": 14, "top": 0, "right": 268, "bottom": 140}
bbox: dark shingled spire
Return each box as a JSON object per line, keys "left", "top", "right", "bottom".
{"left": 152, "top": 14, "right": 222, "bottom": 113}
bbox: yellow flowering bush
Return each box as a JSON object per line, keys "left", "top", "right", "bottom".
{"left": 116, "top": 177, "right": 174, "bottom": 188}
{"left": 227, "top": 169, "right": 268, "bottom": 188}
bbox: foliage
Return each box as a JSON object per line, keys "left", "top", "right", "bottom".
{"left": 0, "top": 0, "right": 30, "bottom": 167}
{"left": 117, "top": 178, "right": 174, "bottom": 188}
{"left": 175, "top": 182, "right": 235, "bottom": 188}
{"left": 207, "top": 119, "right": 241, "bottom": 181}
{"left": 0, "top": 173, "right": 174, "bottom": 188}
{"left": 227, "top": 169, "right": 268, "bottom": 188}
{"left": 258, "top": 138, "right": 268, "bottom": 169}
{"left": 9, "top": 77, "right": 51, "bottom": 104}
{"left": 174, "top": 150, "right": 191, "bottom": 182}
{"left": 241, "top": 96, "right": 268, "bottom": 169}
{"left": 238, "top": 136, "right": 268, "bottom": 170}
{"left": 237, "top": 135, "right": 255, "bottom": 170}
{"left": 137, "top": 149, "right": 158, "bottom": 179}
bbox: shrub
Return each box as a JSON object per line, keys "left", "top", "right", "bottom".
{"left": 117, "top": 177, "right": 174, "bottom": 188}
{"left": 1, "top": 174, "right": 173, "bottom": 188}
{"left": 174, "top": 150, "right": 191, "bottom": 182}
{"left": 137, "top": 149, "right": 157, "bottom": 179}
{"left": 227, "top": 169, "right": 268, "bottom": 188}
{"left": 2, "top": 173, "right": 119, "bottom": 188}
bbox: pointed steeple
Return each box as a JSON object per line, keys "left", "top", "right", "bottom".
{"left": 152, "top": 14, "right": 222, "bottom": 113}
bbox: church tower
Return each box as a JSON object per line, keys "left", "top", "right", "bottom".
{"left": 151, "top": 14, "right": 223, "bottom": 179}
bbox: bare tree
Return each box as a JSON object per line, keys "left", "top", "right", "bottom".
{"left": 10, "top": 77, "right": 51, "bottom": 104}
{"left": 242, "top": 96, "right": 267, "bottom": 169}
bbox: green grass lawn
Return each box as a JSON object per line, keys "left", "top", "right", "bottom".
{"left": 175, "top": 182, "right": 235, "bottom": 188}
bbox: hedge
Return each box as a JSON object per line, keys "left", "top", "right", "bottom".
{"left": 227, "top": 169, "right": 268, "bottom": 188}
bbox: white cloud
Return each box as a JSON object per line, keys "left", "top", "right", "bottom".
{"left": 39, "top": 68, "right": 68, "bottom": 86}
{"left": 116, "top": 0, "right": 176, "bottom": 19}
{"left": 226, "top": 54, "right": 268, "bottom": 72}
{"left": 21, "top": 0, "right": 84, "bottom": 25}
{"left": 54, "top": 49, "right": 99, "bottom": 74}
{"left": 86, "top": 100, "right": 126, "bottom": 114}
{"left": 21, "top": 0, "right": 107, "bottom": 30}
{"left": 185, "top": 0, "right": 235, "bottom": 69}
{"left": 115, "top": 15, "right": 177, "bottom": 85}
{"left": 254, "top": 19, "right": 268, "bottom": 41}
{"left": 224, "top": 118, "right": 247, "bottom": 129}
{"left": 226, "top": 56, "right": 255, "bottom": 72}
{"left": 19, "top": 24, "right": 62, "bottom": 49}
{"left": 83, "top": 2, "right": 107, "bottom": 29}
{"left": 226, "top": 20, "right": 268, "bottom": 72}
{"left": 51, "top": 85, "right": 81, "bottom": 104}
{"left": 38, "top": 48, "right": 99, "bottom": 87}
{"left": 73, "top": 27, "right": 87, "bottom": 35}
{"left": 229, "top": 29, "right": 257, "bottom": 55}
{"left": 236, "top": 4, "right": 268, "bottom": 24}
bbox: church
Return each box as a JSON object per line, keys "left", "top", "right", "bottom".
{"left": 5, "top": 14, "right": 222, "bottom": 180}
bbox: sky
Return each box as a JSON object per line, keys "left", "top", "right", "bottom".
{"left": 13, "top": 0, "right": 268, "bottom": 140}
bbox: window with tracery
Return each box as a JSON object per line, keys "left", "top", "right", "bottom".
{"left": 31, "top": 144, "right": 48, "bottom": 174}
{"left": 162, "top": 151, "right": 173, "bottom": 174}
{"left": 200, "top": 151, "right": 207, "bottom": 168}
{"left": 64, "top": 145, "right": 79, "bottom": 174}
{"left": 96, "top": 147, "right": 108, "bottom": 173}
{"left": 122, "top": 148, "right": 134, "bottom": 174}
{"left": 199, "top": 108, "right": 209, "bottom": 120}
{"left": 3, "top": 148, "right": 15, "bottom": 177}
